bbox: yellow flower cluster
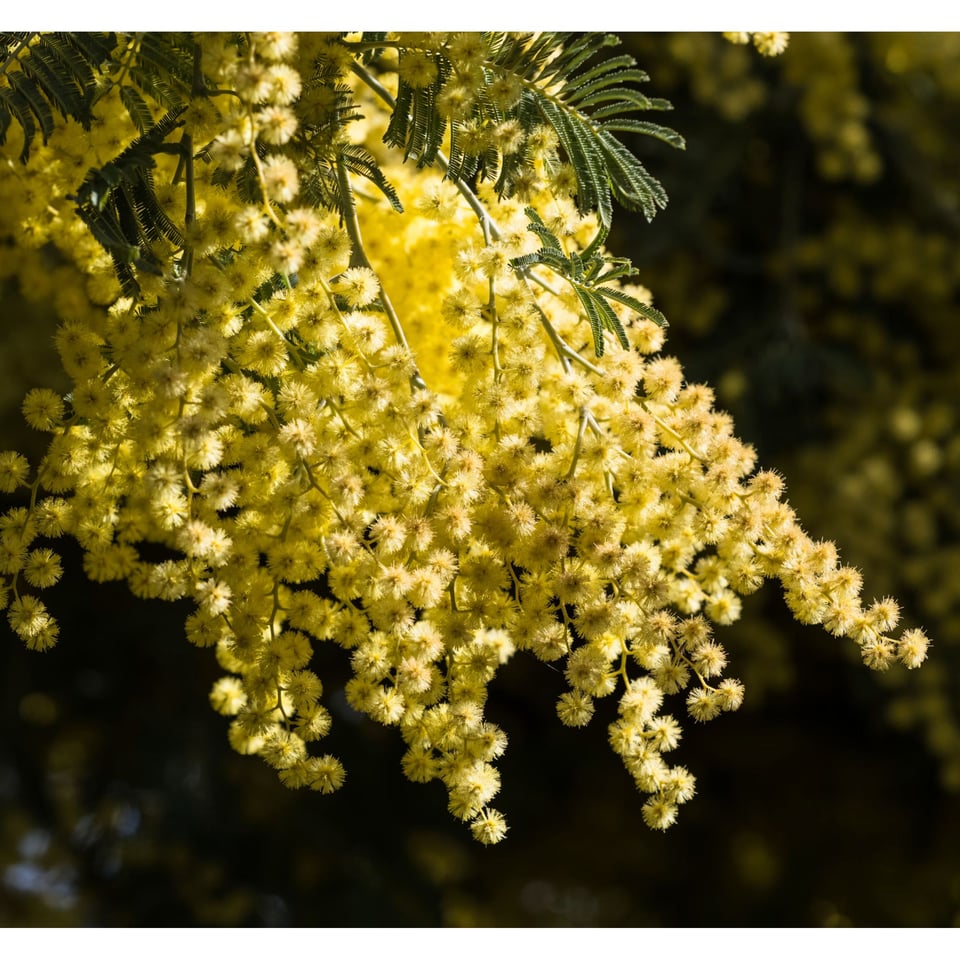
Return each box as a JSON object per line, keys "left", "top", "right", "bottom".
{"left": 614, "top": 33, "right": 959, "bottom": 794}
{"left": 635, "top": 33, "right": 877, "bottom": 184}
{"left": 0, "top": 32, "right": 930, "bottom": 843}
{"left": 723, "top": 32, "right": 790, "bottom": 58}
{"left": 780, "top": 34, "right": 881, "bottom": 182}
{"left": 788, "top": 343, "right": 960, "bottom": 787}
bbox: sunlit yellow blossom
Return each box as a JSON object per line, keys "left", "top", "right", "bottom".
{"left": 0, "top": 30, "right": 929, "bottom": 849}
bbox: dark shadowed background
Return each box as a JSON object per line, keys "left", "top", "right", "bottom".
{"left": 1, "top": 33, "right": 958, "bottom": 926}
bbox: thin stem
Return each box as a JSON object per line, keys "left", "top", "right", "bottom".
{"left": 325, "top": 398, "right": 361, "bottom": 439}
{"left": 249, "top": 143, "right": 283, "bottom": 228}
{"left": 351, "top": 58, "right": 606, "bottom": 386}
{"left": 107, "top": 34, "right": 142, "bottom": 94}
{"left": 335, "top": 151, "right": 406, "bottom": 352}
{"left": 180, "top": 135, "right": 195, "bottom": 274}
{"left": 245, "top": 297, "right": 304, "bottom": 370}
{"left": 565, "top": 409, "right": 589, "bottom": 480}
{"left": 335, "top": 150, "right": 428, "bottom": 395}
{"left": 638, "top": 402, "right": 705, "bottom": 462}
{"left": 178, "top": 41, "right": 204, "bottom": 276}
{"left": 351, "top": 61, "right": 502, "bottom": 242}
{"left": 529, "top": 299, "right": 571, "bottom": 373}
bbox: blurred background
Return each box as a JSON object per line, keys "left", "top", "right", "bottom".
{"left": 1, "top": 32, "right": 959, "bottom": 926}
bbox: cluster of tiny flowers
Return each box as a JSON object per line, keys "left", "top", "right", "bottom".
{"left": 0, "top": 32, "right": 930, "bottom": 843}
{"left": 723, "top": 32, "right": 790, "bottom": 57}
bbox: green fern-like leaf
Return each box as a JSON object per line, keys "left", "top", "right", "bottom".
{"left": 72, "top": 108, "right": 186, "bottom": 295}
{"left": 0, "top": 32, "right": 116, "bottom": 161}
{"left": 511, "top": 206, "right": 666, "bottom": 357}
{"left": 384, "top": 55, "right": 450, "bottom": 169}
{"left": 497, "top": 32, "right": 680, "bottom": 225}
{"left": 118, "top": 83, "right": 155, "bottom": 133}
{"left": 134, "top": 33, "right": 194, "bottom": 86}
{"left": 369, "top": 32, "right": 683, "bottom": 230}
{"left": 101, "top": 33, "right": 195, "bottom": 128}
{"left": 0, "top": 32, "right": 192, "bottom": 163}
{"left": 296, "top": 67, "right": 403, "bottom": 216}
{"left": 341, "top": 144, "right": 403, "bottom": 212}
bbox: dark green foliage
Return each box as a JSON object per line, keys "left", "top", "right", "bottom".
{"left": 356, "top": 31, "right": 390, "bottom": 66}
{"left": 341, "top": 143, "right": 402, "bottom": 212}
{"left": 0, "top": 33, "right": 196, "bottom": 163}
{"left": 209, "top": 62, "right": 403, "bottom": 217}
{"left": 119, "top": 32, "right": 194, "bottom": 115}
{"left": 0, "top": 32, "right": 115, "bottom": 161}
{"left": 296, "top": 73, "right": 404, "bottom": 214}
{"left": 8, "top": 31, "right": 674, "bottom": 348}
{"left": 512, "top": 207, "right": 667, "bottom": 357}
{"left": 118, "top": 83, "right": 155, "bottom": 134}
{"left": 384, "top": 51, "right": 449, "bottom": 168}
{"left": 376, "top": 32, "right": 683, "bottom": 230}
{"left": 71, "top": 109, "right": 186, "bottom": 296}
{"left": 207, "top": 141, "right": 264, "bottom": 205}
{"left": 301, "top": 143, "right": 403, "bottom": 215}
{"left": 0, "top": 32, "right": 193, "bottom": 296}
